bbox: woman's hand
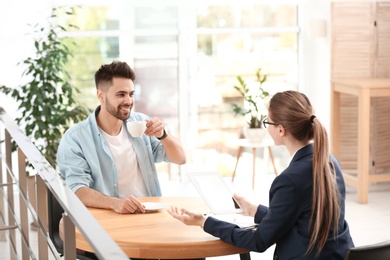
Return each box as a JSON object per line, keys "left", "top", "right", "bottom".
{"left": 167, "top": 206, "right": 207, "bottom": 227}
{"left": 233, "top": 193, "right": 258, "bottom": 217}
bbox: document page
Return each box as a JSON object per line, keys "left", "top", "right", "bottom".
{"left": 188, "top": 172, "right": 243, "bottom": 214}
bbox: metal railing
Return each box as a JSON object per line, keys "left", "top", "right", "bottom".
{"left": 0, "top": 107, "right": 128, "bottom": 260}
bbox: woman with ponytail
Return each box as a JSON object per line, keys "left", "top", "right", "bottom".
{"left": 169, "top": 90, "right": 354, "bottom": 259}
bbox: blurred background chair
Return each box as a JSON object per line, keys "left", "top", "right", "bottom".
{"left": 344, "top": 240, "right": 390, "bottom": 260}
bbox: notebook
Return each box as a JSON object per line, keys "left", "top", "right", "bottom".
{"left": 187, "top": 171, "right": 258, "bottom": 229}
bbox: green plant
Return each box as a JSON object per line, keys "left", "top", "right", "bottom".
{"left": 231, "top": 68, "right": 269, "bottom": 128}
{"left": 0, "top": 7, "right": 89, "bottom": 168}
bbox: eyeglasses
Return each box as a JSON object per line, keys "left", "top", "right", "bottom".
{"left": 263, "top": 118, "right": 279, "bottom": 128}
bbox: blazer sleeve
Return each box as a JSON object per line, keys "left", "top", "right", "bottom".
{"left": 203, "top": 174, "right": 305, "bottom": 252}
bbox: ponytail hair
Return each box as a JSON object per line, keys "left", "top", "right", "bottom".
{"left": 268, "top": 91, "right": 340, "bottom": 255}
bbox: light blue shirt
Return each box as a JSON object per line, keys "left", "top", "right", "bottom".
{"left": 57, "top": 106, "right": 166, "bottom": 197}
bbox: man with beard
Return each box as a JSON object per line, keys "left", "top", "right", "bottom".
{"left": 57, "top": 61, "right": 186, "bottom": 214}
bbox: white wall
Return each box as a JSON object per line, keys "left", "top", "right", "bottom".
{"left": 298, "top": 0, "right": 331, "bottom": 131}
{"left": 0, "top": 1, "right": 51, "bottom": 117}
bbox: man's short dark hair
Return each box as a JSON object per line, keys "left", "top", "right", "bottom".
{"left": 94, "top": 61, "right": 136, "bottom": 90}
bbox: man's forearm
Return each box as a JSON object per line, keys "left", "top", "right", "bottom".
{"left": 161, "top": 135, "right": 186, "bottom": 164}
{"left": 75, "top": 187, "right": 119, "bottom": 210}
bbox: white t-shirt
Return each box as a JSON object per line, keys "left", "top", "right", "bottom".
{"left": 100, "top": 126, "right": 148, "bottom": 198}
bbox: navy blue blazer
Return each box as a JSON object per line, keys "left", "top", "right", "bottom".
{"left": 204, "top": 144, "right": 354, "bottom": 259}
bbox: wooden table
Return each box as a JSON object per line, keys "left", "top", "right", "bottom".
{"left": 331, "top": 78, "right": 390, "bottom": 204}
{"left": 60, "top": 196, "right": 250, "bottom": 259}
{"left": 232, "top": 138, "right": 278, "bottom": 190}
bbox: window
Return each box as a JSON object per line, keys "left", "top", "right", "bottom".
{"left": 188, "top": 3, "right": 297, "bottom": 175}
{"left": 58, "top": 1, "right": 297, "bottom": 179}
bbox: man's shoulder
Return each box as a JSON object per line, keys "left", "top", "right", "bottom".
{"left": 64, "top": 115, "right": 94, "bottom": 138}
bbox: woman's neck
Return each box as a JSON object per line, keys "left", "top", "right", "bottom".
{"left": 285, "top": 138, "right": 311, "bottom": 157}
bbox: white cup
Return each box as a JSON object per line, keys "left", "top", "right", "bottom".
{"left": 126, "top": 121, "right": 147, "bottom": 137}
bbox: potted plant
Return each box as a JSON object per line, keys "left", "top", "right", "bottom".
{"left": 231, "top": 68, "right": 270, "bottom": 141}
{"left": 0, "top": 7, "right": 89, "bottom": 168}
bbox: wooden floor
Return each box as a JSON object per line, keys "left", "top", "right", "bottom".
{"left": 1, "top": 153, "right": 390, "bottom": 260}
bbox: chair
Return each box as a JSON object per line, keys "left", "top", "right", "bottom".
{"left": 344, "top": 240, "right": 390, "bottom": 260}
{"left": 47, "top": 189, "right": 97, "bottom": 260}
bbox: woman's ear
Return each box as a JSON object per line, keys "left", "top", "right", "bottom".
{"left": 278, "top": 125, "right": 286, "bottom": 136}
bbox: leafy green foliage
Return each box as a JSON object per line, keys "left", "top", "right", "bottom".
{"left": 231, "top": 68, "right": 269, "bottom": 128}
{"left": 0, "top": 7, "right": 90, "bottom": 168}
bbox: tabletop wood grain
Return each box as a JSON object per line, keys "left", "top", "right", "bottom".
{"left": 60, "top": 196, "right": 249, "bottom": 259}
